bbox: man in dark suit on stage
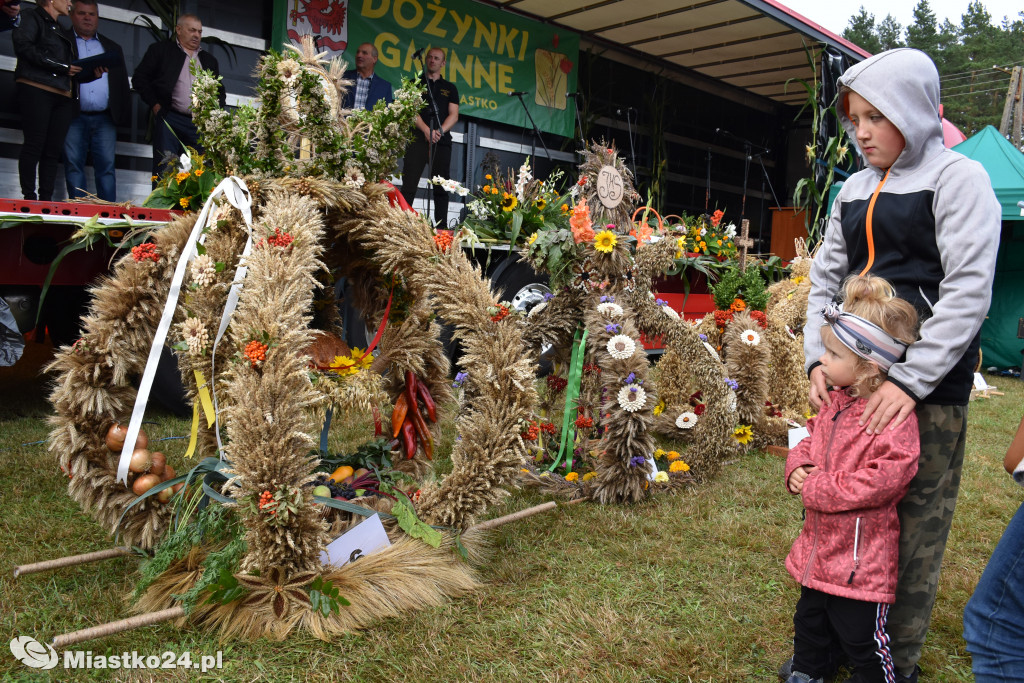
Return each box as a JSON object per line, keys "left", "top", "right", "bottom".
{"left": 342, "top": 42, "right": 393, "bottom": 111}
{"left": 131, "top": 13, "right": 225, "bottom": 178}
{"left": 64, "top": 0, "right": 130, "bottom": 201}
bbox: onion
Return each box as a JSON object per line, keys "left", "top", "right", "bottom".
{"left": 161, "top": 464, "right": 176, "bottom": 482}
{"left": 171, "top": 482, "right": 185, "bottom": 494}
{"left": 156, "top": 487, "right": 173, "bottom": 503}
{"left": 149, "top": 452, "right": 166, "bottom": 477}
{"left": 105, "top": 423, "right": 150, "bottom": 451}
{"left": 128, "top": 448, "right": 151, "bottom": 474}
{"left": 105, "top": 423, "right": 128, "bottom": 451}
{"left": 132, "top": 473, "right": 161, "bottom": 496}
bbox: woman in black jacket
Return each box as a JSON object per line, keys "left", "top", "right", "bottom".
{"left": 12, "top": 0, "right": 80, "bottom": 201}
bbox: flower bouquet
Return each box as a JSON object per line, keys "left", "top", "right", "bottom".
{"left": 433, "top": 160, "right": 571, "bottom": 247}
{"left": 143, "top": 148, "right": 218, "bottom": 211}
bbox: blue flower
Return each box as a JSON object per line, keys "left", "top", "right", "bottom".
{"left": 453, "top": 371, "right": 469, "bottom": 388}
{"left": 624, "top": 372, "right": 636, "bottom": 384}
{"left": 629, "top": 455, "right": 646, "bottom": 467}
{"left": 724, "top": 377, "right": 739, "bottom": 391}
{"left": 655, "top": 298, "right": 668, "bottom": 306}
{"left": 699, "top": 334, "right": 708, "bottom": 341}
{"left": 604, "top": 323, "right": 621, "bottom": 334}
{"left": 543, "top": 292, "right": 554, "bottom": 301}
{"left": 600, "top": 295, "right": 615, "bottom": 303}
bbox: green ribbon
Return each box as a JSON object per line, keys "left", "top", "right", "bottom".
{"left": 550, "top": 327, "right": 588, "bottom": 472}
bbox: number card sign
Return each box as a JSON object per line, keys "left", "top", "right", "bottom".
{"left": 597, "top": 165, "right": 624, "bottom": 209}
{"left": 321, "top": 513, "right": 392, "bottom": 568}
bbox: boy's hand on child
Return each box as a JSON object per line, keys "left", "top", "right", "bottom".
{"left": 808, "top": 366, "right": 831, "bottom": 410}
{"left": 860, "top": 381, "right": 916, "bottom": 434}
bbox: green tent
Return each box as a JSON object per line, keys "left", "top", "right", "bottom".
{"left": 953, "top": 126, "right": 1024, "bottom": 370}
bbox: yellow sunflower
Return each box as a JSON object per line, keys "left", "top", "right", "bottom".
{"left": 733, "top": 424, "right": 754, "bottom": 444}
{"left": 527, "top": 232, "right": 539, "bottom": 245}
{"left": 534, "top": 198, "right": 546, "bottom": 210}
{"left": 501, "top": 193, "right": 517, "bottom": 211}
{"left": 594, "top": 230, "right": 617, "bottom": 253}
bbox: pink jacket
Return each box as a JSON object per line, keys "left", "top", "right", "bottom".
{"left": 785, "top": 389, "right": 919, "bottom": 604}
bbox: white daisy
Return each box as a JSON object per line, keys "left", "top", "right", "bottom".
{"left": 740, "top": 329, "right": 761, "bottom": 346}
{"left": 607, "top": 334, "right": 636, "bottom": 360}
{"left": 617, "top": 384, "right": 647, "bottom": 412}
{"left": 676, "top": 411, "right": 698, "bottom": 429}
{"left": 597, "top": 302, "right": 623, "bottom": 317}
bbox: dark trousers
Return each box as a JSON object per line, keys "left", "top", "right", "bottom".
{"left": 400, "top": 138, "right": 452, "bottom": 227}
{"left": 152, "top": 108, "right": 201, "bottom": 179}
{"left": 793, "top": 586, "right": 897, "bottom": 683}
{"left": 17, "top": 83, "right": 74, "bottom": 201}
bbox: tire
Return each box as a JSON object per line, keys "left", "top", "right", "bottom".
{"left": 489, "top": 255, "right": 553, "bottom": 375}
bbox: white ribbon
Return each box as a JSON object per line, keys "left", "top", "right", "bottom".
{"left": 116, "top": 177, "right": 253, "bottom": 484}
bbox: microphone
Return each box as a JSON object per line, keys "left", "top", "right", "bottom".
{"left": 566, "top": 91, "right": 581, "bottom": 98}
{"left": 412, "top": 47, "right": 425, "bottom": 60}
{"left": 507, "top": 90, "right": 528, "bottom": 97}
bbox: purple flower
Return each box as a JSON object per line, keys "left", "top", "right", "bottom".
{"left": 543, "top": 292, "right": 554, "bottom": 301}
{"left": 453, "top": 371, "right": 469, "bottom": 388}
{"left": 629, "top": 455, "right": 646, "bottom": 467}
{"left": 600, "top": 295, "right": 615, "bottom": 303}
{"left": 655, "top": 298, "right": 668, "bottom": 306}
{"left": 699, "top": 334, "right": 708, "bottom": 341}
{"left": 605, "top": 323, "right": 621, "bottom": 334}
{"left": 724, "top": 377, "right": 739, "bottom": 391}
{"left": 624, "top": 372, "right": 636, "bottom": 384}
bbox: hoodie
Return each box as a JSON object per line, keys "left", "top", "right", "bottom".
{"left": 785, "top": 389, "right": 920, "bottom": 604}
{"left": 804, "top": 48, "right": 1001, "bottom": 405}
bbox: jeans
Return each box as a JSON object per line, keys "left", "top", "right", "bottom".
{"left": 152, "top": 108, "right": 200, "bottom": 179}
{"left": 17, "top": 82, "right": 73, "bottom": 201}
{"left": 64, "top": 111, "right": 117, "bottom": 201}
{"left": 964, "top": 499, "right": 1024, "bottom": 682}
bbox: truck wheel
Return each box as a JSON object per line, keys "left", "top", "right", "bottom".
{"left": 490, "top": 256, "right": 552, "bottom": 374}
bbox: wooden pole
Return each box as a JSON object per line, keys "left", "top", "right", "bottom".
{"left": 13, "top": 547, "right": 133, "bottom": 578}
{"left": 468, "top": 497, "right": 585, "bottom": 533}
{"left": 51, "top": 606, "right": 186, "bottom": 649}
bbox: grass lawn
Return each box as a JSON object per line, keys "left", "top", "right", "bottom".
{"left": 1, "top": 339, "right": 1022, "bottom": 682}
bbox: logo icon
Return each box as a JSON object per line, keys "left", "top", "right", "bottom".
{"left": 9, "top": 636, "right": 59, "bottom": 669}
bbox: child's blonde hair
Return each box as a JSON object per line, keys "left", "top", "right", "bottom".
{"left": 821, "top": 274, "right": 919, "bottom": 396}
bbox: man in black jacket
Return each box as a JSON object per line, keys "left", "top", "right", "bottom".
{"left": 64, "top": 0, "right": 129, "bottom": 201}
{"left": 132, "top": 13, "right": 225, "bottom": 178}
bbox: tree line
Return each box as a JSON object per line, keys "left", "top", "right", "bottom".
{"left": 842, "top": 0, "right": 1024, "bottom": 136}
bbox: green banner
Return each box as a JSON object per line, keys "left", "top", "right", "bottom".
{"left": 348, "top": 0, "right": 579, "bottom": 139}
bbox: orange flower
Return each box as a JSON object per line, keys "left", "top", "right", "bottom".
{"left": 194, "top": 168, "right": 204, "bottom": 177}
{"left": 569, "top": 203, "right": 594, "bottom": 243}
{"left": 175, "top": 171, "right": 189, "bottom": 184}
{"left": 630, "top": 224, "right": 653, "bottom": 243}
{"left": 711, "top": 209, "right": 724, "bottom": 227}
{"left": 730, "top": 298, "right": 747, "bottom": 312}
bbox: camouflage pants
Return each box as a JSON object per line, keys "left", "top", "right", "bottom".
{"left": 888, "top": 404, "right": 968, "bottom": 675}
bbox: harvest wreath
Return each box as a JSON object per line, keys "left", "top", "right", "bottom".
{"left": 40, "top": 39, "right": 542, "bottom": 642}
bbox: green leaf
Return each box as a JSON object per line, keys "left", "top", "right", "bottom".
{"left": 392, "top": 498, "right": 442, "bottom": 548}
{"left": 196, "top": 243, "right": 207, "bottom": 256}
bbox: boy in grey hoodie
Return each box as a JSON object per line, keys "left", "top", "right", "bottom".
{"left": 802, "top": 48, "right": 1001, "bottom": 681}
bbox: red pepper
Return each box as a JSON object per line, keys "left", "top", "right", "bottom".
{"left": 372, "top": 406, "right": 383, "bottom": 437}
{"left": 416, "top": 380, "right": 437, "bottom": 423}
{"left": 400, "top": 418, "right": 417, "bottom": 460}
{"left": 391, "top": 392, "right": 408, "bottom": 438}
{"left": 409, "top": 402, "right": 433, "bottom": 460}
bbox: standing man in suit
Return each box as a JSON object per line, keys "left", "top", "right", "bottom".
{"left": 64, "top": 0, "right": 129, "bottom": 201}
{"left": 132, "top": 13, "right": 225, "bottom": 178}
{"left": 342, "top": 42, "right": 393, "bottom": 111}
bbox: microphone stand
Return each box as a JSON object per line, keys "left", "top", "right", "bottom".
{"left": 511, "top": 92, "right": 550, "bottom": 164}
{"left": 569, "top": 93, "right": 585, "bottom": 152}
{"left": 416, "top": 51, "right": 444, "bottom": 226}
{"left": 717, "top": 128, "right": 769, "bottom": 224}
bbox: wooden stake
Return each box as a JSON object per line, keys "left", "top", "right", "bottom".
{"left": 13, "top": 547, "right": 133, "bottom": 578}
{"left": 736, "top": 219, "right": 754, "bottom": 271}
{"left": 51, "top": 606, "right": 186, "bottom": 649}
{"left": 468, "top": 497, "right": 585, "bottom": 532}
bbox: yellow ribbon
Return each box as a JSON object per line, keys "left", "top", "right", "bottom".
{"left": 184, "top": 370, "right": 216, "bottom": 459}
